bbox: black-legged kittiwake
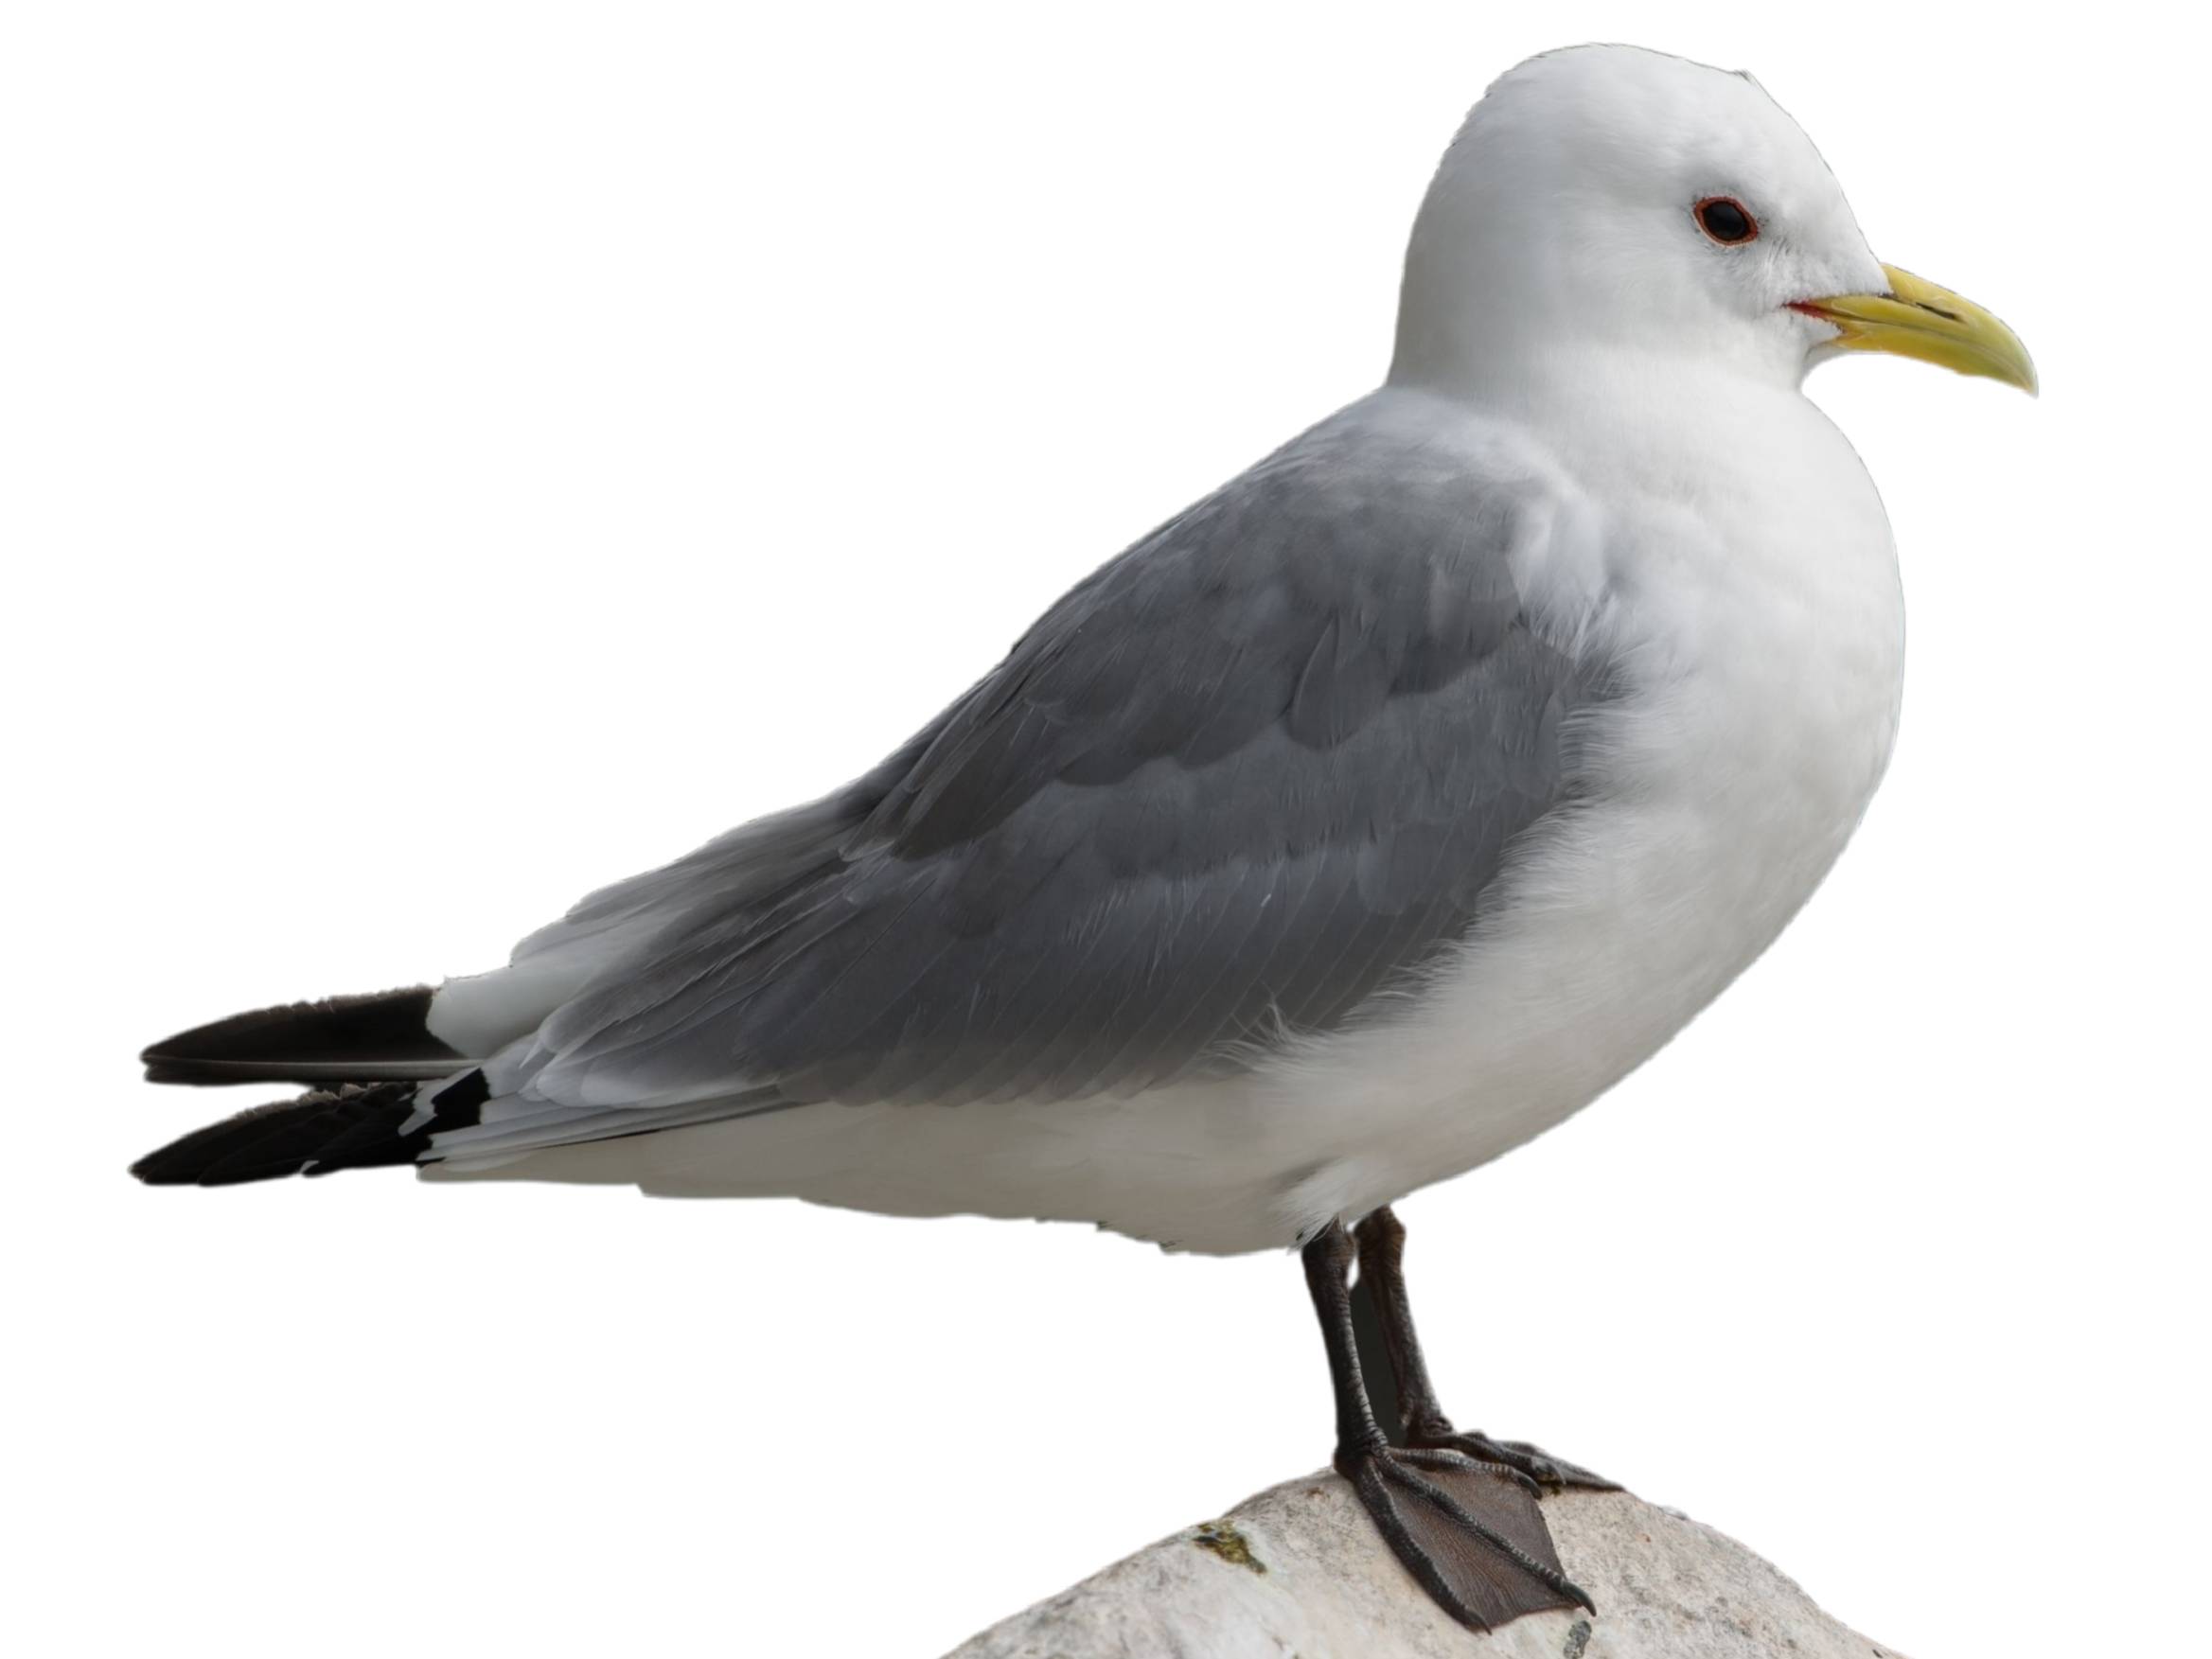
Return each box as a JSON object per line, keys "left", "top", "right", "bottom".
{"left": 135, "top": 44, "right": 2034, "bottom": 1631}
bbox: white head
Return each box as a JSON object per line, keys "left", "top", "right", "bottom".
{"left": 1391, "top": 45, "right": 2033, "bottom": 397}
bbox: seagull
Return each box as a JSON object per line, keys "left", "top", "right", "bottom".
{"left": 133, "top": 44, "right": 2033, "bottom": 1633}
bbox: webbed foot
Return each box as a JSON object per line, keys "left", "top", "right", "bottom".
{"left": 1340, "top": 1441, "right": 1595, "bottom": 1632}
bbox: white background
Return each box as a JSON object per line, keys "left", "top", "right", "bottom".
{"left": 5, "top": 3, "right": 2205, "bottom": 1655}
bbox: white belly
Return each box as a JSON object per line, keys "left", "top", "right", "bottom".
{"left": 448, "top": 387, "right": 1905, "bottom": 1256}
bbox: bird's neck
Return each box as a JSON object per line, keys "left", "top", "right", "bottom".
{"left": 1385, "top": 347, "right": 1817, "bottom": 499}
{"left": 1389, "top": 331, "right": 1803, "bottom": 411}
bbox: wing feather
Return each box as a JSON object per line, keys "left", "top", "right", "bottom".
{"left": 454, "top": 395, "right": 1613, "bottom": 1154}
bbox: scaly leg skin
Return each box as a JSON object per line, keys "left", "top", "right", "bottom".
{"left": 1303, "top": 1223, "right": 1594, "bottom": 1631}
{"left": 1354, "top": 1207, "right": 1620, "bottom": 1493}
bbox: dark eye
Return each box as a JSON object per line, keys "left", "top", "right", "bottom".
{"left": 1694, "top": 196, "right": 1759, "bottom": 245}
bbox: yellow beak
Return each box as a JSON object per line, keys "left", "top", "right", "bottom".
{"left": 1793, "top": 263, "right": 2037, "bottom": 395}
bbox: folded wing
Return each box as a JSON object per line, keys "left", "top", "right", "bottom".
{"left": 447, "top": 403, "right": 1612, "bottom": 1154}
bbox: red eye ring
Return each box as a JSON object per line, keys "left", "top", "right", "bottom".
{"left": 1693, "top": 196, "right": 1759, "bottom": 246}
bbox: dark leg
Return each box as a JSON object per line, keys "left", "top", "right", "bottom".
{"left": 1302, "top": 1222, "right": 1592, "bottom": 1631}
{"left": 1354, "top": 1207, "right": 1618, "bottom": 1491}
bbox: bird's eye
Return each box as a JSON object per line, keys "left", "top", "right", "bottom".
{"left": 1693, "top": 196, "right": 1759, "bottom": 246}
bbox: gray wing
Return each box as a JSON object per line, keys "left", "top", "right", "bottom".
{"left": 513, "top": 406, "right": 1611, "bottom": 1116}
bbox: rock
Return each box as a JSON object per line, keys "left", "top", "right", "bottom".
{"left": 947, "top": 1474, "right": 1908, "bottom": 1658}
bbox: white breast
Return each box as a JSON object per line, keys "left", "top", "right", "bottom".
{"left": 1256, "top": 375, "right": 1905, "bottom": 1240}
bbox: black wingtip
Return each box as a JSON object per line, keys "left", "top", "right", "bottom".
{"left": 140, "top": 986, "right": 466, "bottom": 1085}
{"left": 130, "top": 1095, "right": 332, "bottom": 1186}
{"left": 132, "top": 1073, "right": 489, "bottom": 1188}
